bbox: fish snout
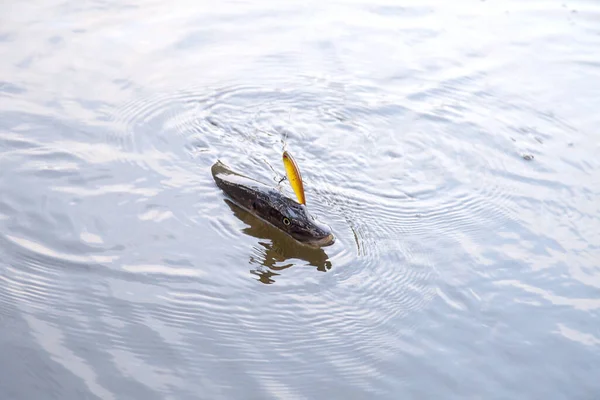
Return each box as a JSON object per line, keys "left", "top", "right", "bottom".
{"left": 311, "top": 232, "right": 335, "bottom": 247}
{"left": 302, "top": 220, "right": 335, "bottom": 247}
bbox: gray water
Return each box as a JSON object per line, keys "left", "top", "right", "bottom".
{"left": 1, "top": 0, "right": 599, "bottom": 399}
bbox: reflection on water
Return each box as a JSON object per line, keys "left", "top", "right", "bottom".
{"left": 224, "top": 199, "right": 332, "bottom": 284}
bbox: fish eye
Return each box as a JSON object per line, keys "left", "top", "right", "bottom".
{"left": 283, "top": 217, "right": 291, "bottom": 226}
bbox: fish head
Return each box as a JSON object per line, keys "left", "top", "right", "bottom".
{"left": 251, "top": 194, "right": 335, "bottom": 247}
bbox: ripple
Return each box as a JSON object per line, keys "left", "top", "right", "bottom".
{"left": 109, "top": 79, "right": 374, "bottom": 172}
{"left": 102, "top": 73, "right": 560, "bottom": 392}
{"left": 109, "top": 77, "right": 440, "bottom": 316}
{"left": 5, "top": 234, "right": 118, "bottom": 265}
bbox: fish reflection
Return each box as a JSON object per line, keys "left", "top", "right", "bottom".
{"left": 224, "top": 199, "right": 332, "bottom": 284}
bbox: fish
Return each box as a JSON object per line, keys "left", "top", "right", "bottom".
{"left": 211, "top": 155, "right": 335, "bottom": 247}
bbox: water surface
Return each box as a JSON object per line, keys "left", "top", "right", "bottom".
{"left": 1, "top": 0, "right": 599, "bottom": 399}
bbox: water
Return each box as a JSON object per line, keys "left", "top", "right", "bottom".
{"left": 1, "top": 0, "right": 599, "bottom": 398}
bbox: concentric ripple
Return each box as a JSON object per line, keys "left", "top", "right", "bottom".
{"left": 101, "top": 77, "right": 446, "bottom": 375}
{"left": 8, "top": 68, "right": 580, "bottom": 397}
{"left": 103, "top": 71, "right": 548, "bottom": 327}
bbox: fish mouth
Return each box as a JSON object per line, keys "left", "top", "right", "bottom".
{"left": 302, "top": 233, "right": 335, "bottom": 248}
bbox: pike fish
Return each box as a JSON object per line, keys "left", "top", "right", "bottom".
{"left": 212, "top": 151, "right": 334, "bottom": 247}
